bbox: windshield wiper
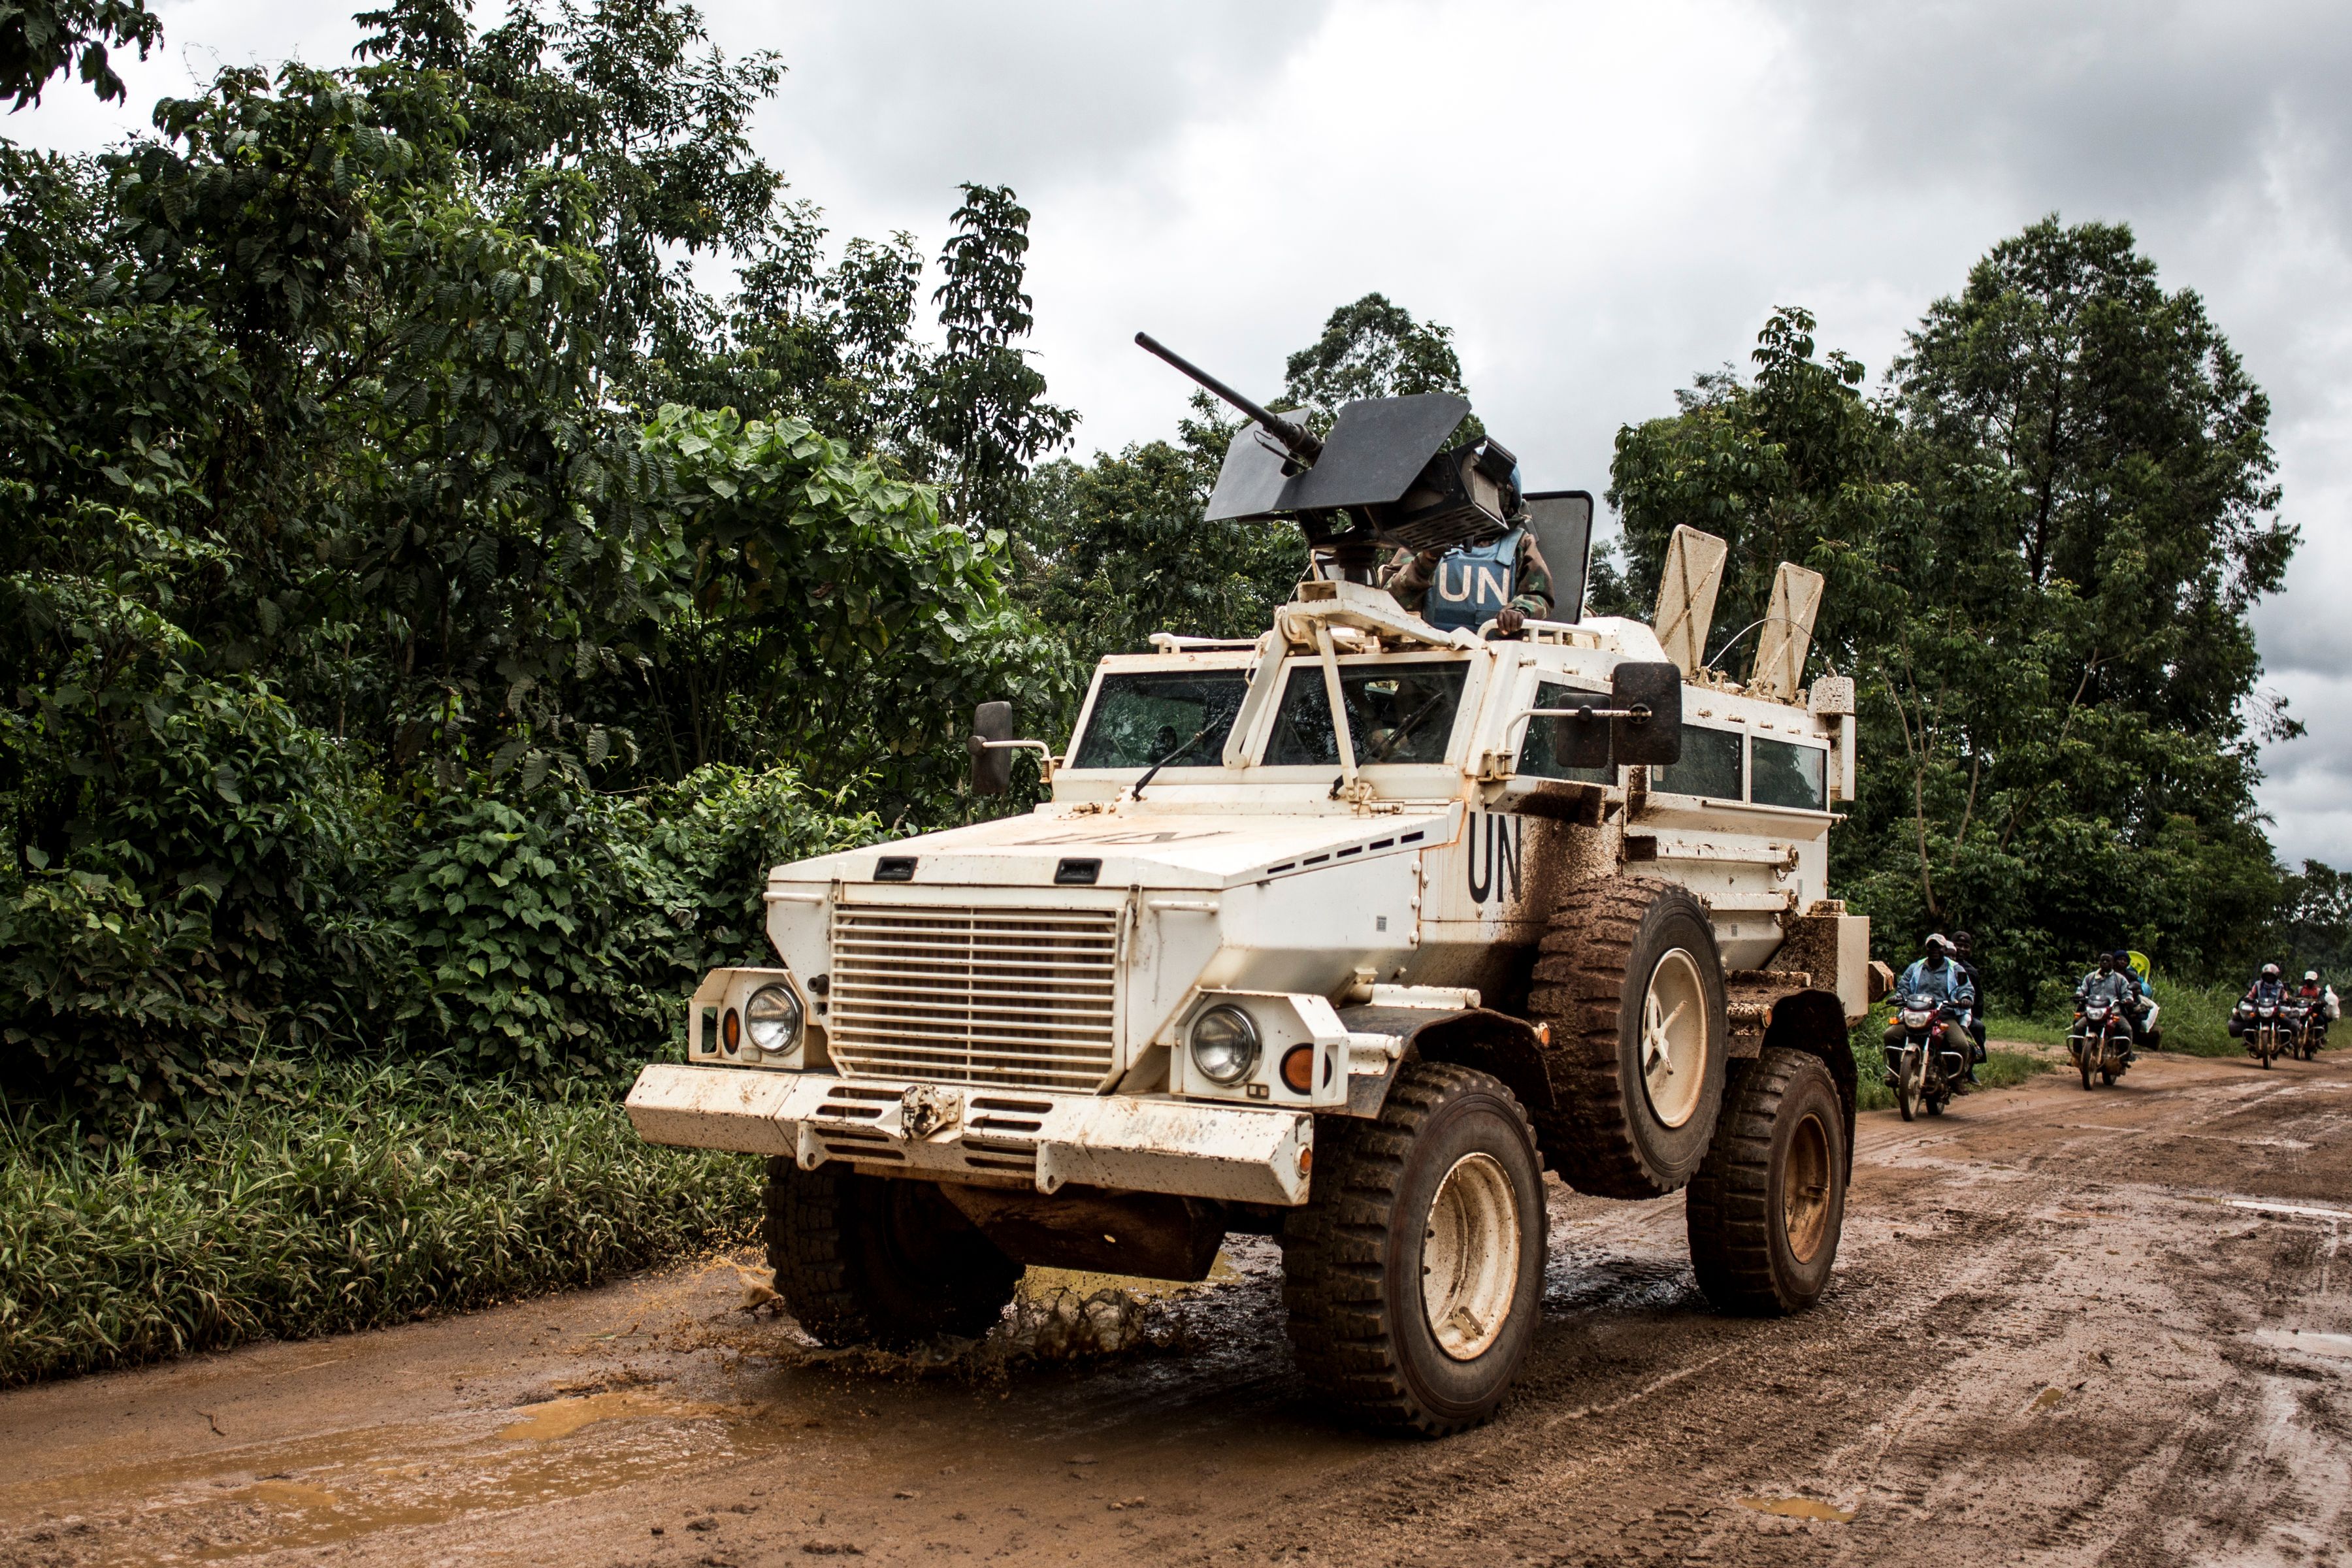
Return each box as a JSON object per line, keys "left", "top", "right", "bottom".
{"left": 1130, "top": 719, "right": 1217, "bottom": 800}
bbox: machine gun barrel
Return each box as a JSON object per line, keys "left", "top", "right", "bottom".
{"left": 1134, "top": 331, "right": 1323, "bottom": 463}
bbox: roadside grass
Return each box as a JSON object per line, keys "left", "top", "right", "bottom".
{"left": 2149, "top": 975, "right": 2252, "bottom": 1057}
{"left": 0, "top": 1062, "right": 759, "bottom": 1386}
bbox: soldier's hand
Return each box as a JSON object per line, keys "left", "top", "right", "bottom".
{"left": 1415, "top": 546, "right": 1446, "bottom": 567}
{"left": 1495, "top": 605, "right": 1526, "bottom": 636}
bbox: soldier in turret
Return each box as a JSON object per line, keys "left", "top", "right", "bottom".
{"left": 1380, "top": 478, "right": 1554, "bottom": 635}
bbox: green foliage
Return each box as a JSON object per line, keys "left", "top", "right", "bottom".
{"left": 0, "top": 1059, "right": 759, "bottom": 1384}
{"left": 0, "top": 0, "right": 157, "bottom": 107}
{"left": 1280, "top": 291, "right": 1478, "bottom": 438}
{"left": 385, "top": 789, "right": 665, "bottom": 1077}
{"left": 1609, "top": 221, "right": 2297, "bottom": 1005}
{"left": 0, "top": 669, "right": 385, "bottom": 1112}
{"left": 1018, "top": 396, "right": 1303, "bottom": 687}
{"left": 382, "top": 765, "right": 875, "bottom": 1077}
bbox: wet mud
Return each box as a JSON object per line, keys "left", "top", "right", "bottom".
{"left": 3, "top": 1047, "right": 2347, "bottom": 1566}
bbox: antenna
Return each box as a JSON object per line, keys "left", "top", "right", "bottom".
{"left": 1748, "top": 561, "right": 1825, "bottom": 701}
{"left": 1652, "top": 526, "right": 1728, "bottom": 678}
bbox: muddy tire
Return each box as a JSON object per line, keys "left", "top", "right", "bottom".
{"left": 1686, "top": 1049, "right": 1848, "bottom": 1316}
{"left": 762, "top": 1162, "right": 1022, "bottom": 1348}
{"left": 1281, "top": 1062, "right": 1544, "bottom": 1437}
{"left": 1527, "top": 877, "right": 1728, "bottom": 1198}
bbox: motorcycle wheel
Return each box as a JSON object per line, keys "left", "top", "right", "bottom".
{"left": 2100, "top": 1067, "right": 2117, "bottom": 1086}
{"left": 1896, "top": 1052, "right": 1922, "bottom": 1122}
{"left": 2078, "top": 1053, "right": 2093, "bottom": 1090}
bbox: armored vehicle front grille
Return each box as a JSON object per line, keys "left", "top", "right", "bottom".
{"left": 827, "top": 906, "right": 1120, "bottom": 1092}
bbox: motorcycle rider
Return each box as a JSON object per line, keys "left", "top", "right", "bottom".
{"left": 1886, "top": 934, "right": 1977, "bottom": 1078}
{"left": 2076, "top": 951, "right": 2140, "bottom": 1060}
{"left": 2229, "top": 963, "right": 2290, "bottom": 1039}
{"left": 2297, "top": 970, "right": 2336, "bottom": 1049}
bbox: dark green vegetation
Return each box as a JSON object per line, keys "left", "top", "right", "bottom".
{"left": 1602, "top": 228, "right": 2332, "bottom": 1006}
{"left": 0, "top": 1060, "right": 759, "bottom": 1383}
{"left": 0, "top": 0, "right": 2333, "bottom": 1378}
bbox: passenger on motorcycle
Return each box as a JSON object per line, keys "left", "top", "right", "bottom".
{"left": 1887, "top": 934, "right": 1978, "bottom": 1080}
{"left": 1950, "top": 930, "right": 1991, "bottom": 1066}
{"left": 2228, "top": 963, "right": 2290, "bottom": 1039}
{"left": 2122, "top": 956, "right": 2163, "bottom": 1051}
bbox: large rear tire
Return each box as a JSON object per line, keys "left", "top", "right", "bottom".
{"left": 1527, "top": 878, "right": 1728, "bottom": 1198}
{"left": 1687, "top": 1049, "right": 1848, "bottom": 1316}
{"left": 1281, "top": 1063, "right": 1544, "bottom": 1437}
{"left": 763, "top": 1162, "right": 1023, "bottom": 1348}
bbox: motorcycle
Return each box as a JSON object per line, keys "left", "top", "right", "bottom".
{"left": 2285, "top": 999, "right": 2318, "bottom": 1062}
{"left": 2238, "top": 996, "right": 2288, "bottom": 1069}
{"left": 2070, "top": 996, "right": 2133, "bottom": 1088}
{"left": 1884, "top": 992, "right": 1968, "bottom": 1120}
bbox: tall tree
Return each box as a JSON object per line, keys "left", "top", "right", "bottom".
{"left": 1280, "top": 291, "right": 1477, "bottom": 434}
{"left": 1608, "top": 223, "right": 2294, "bottom": 1000}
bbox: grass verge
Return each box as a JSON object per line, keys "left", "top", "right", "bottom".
{"left": 0, "top": 1061, "right": 759, "bottom": 1386}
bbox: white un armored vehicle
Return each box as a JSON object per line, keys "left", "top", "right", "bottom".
{"left": 627, "top": 337, "right": 1883, "bottom": 1435}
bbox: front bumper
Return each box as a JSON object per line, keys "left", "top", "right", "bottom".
{"left": 625, "top": 1064, "right": 1313, "bottom": 1206}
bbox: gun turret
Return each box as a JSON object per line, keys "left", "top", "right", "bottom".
{"left": 1134, "top": 331, "right": 1517, "bottom": 577}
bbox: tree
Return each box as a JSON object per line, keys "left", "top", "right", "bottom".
{"left": 1280, "top": 292, "right": 1477, "bottom": 435}
{"left": 1607, "top": 223, "right": 2295, "bottom": 1002}
{"left": 922, "top": 184, "right": 1076, "bottom": 536}
{"left": 0, "top": 0, "right": 158, "bottom": 107}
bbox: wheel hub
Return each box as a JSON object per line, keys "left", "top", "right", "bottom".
{"left": 1783, "top": 1111, "right": 1833, "bottom": 1264}
{"left": 1421, "top": 1152, "right": 1520, "bottom": 1360}
{"left": 1639, "top": 948, "right": 1708, "bottom": 1129}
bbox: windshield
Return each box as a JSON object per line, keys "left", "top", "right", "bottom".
{"left": 1070, "top": 671, "right": 1250, "bottom": 770}
{"left": 1266, "top": 661, "right": 1469, "bottom": 767}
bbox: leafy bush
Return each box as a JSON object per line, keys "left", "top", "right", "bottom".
{"left": 1, "top": 671, "right": 386, "bottom": 1111}
{"left": 0, "top": 1060, "right": 760, "bottom": 1385}
{"left": 384, "top": 765, "right": 876, "bottom": 1079}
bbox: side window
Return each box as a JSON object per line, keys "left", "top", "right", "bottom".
{"left": 1751, "top": 737, "right": 1828, "bottom": 810}
{"left": 1518, "top": 680, "right": 1613, "bottom": 783}
{"left": 1650, "top": 724, "right": 1742, "bottom": 800}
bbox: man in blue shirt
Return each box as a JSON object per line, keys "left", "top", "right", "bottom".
{"left": 1884, "top": 934, "right": 1977, "bottom": 1073}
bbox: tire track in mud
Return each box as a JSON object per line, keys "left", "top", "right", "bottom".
{"left": 1147, "top": 1056, "right": 2352, "bottom": 1568}
{"left": 0, "top": 1053, "right": 2345, "bottom": 1568}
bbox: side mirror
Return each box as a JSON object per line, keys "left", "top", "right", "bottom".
{"left": 969, "top": 701, "right": 1013, "bottom": 796}
{"left": 1609, "top": 662, "right": 1683, "bottom": 767}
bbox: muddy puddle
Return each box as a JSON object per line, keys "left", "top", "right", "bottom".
{"left": 0, "top": 1256, "right": 1254, "bottom": 1566}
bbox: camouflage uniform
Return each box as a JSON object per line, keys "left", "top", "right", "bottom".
{"left": 1380, "top": 524, "right": 1555, "bottom": 623}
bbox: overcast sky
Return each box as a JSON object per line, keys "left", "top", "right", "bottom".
{"left": 14, "top": 0, "right": 2350, "bottom": 864}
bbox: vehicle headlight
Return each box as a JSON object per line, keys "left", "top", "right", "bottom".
{"left": 744, "top": 983, "right": 804, "bottom": 1056}
{"left": 1188, "top": 1004, "right": 1260, "bottom": 1086}
{"left": 1900, "top": 1010, "right": 1933, "bottom": 1028}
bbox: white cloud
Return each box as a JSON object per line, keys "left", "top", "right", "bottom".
{"left": 7, "top": 0, "right": 2347, "bottom": 858}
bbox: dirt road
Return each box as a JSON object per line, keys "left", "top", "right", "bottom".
{"left": 4, "top": 1046, "right": 2347, "bottom": 1567}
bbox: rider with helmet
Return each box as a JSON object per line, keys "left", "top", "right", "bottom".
{"left": 1887, "top": 934, "right": 1977, "bottom": 1079}
{"left": 2229, "top": 963, "right": 2291, "bottom": 1039}
{"left": 2076, "top": 951, "right": 2141, "bottom": 1059}
{"left": 2297, "top": 970, "right": 2337, "bottom": 1047}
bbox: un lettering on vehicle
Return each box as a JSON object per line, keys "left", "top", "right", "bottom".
{"left": 1418, "top": 809, "right": 1548, "bottom": 939}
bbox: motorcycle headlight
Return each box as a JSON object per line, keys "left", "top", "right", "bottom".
{"left": 1188, "top": 1004, "right": 1260, "bottom": 1086}
{"left": 1901, "top": 1010, "right": 1933, "bottom": 1028}
{"left": 744, "top": 983, "right": 804, "bottom": 1056}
